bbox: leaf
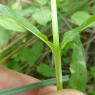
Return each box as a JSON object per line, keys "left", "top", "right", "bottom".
{"left": 61, "top": 28, "right": 79, "bottom": 50}
{"left": 71, "top": 11, "right": 90, "bottom": 25}
{"left": 5, "top": 60, "right": 22, "bottom": 72}
{"left": 89, "top": 66, "right": 95, "bottom": 79}
{"left": 20, "top": 7, "right": 37, "bottom": 17}
{"left": 0, "top": 75, "right": 69, "bottom": 95}
{"left": 37, "top": 64, "right": 55, "bottom": 77}
{"left": 61, "top": 15, "right": 95, "bottom": 50}
{"left": 0, "top": 4, "right": 52, "bottom": 48}
{"left": 35, "top": 0, "right": 48, "bottom": 5}
{"left": 68, "top": 0, "right": 88, "bottom": 14}
{"left": 32, "top": 8, "right": 51, "bottom": 26}
{"left": 61, "top": 0, "right": 70, "bottom": 12}
{"left": 69, "top": 36, "right": 87, "bottom": 91}
{"left": 0, "top": 27, "right": 11, "bottom": 47}
{"left": 14, "top": 41, "right": 43, "bottom": 64}
{"left": 0, "top": 16, "right": 26, "bottom": 32}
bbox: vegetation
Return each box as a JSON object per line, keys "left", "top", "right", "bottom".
{"left": 0, "top": 0, "right": 95, "bottom": 94}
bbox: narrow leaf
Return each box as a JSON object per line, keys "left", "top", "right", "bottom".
{"left": 0, "top": 16, "right": 25, "bottom": 32}
{"left": 69, "top": 36, "right": 87, "bottom": 91}
{"left": 0, "top": 75, "right": 69, "bottom": 95}
{"left": 0, "top": 4, "right": 52, "bottom": 49}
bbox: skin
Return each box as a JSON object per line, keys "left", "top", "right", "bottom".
{"left": 0, "top": 65, "right": 86, "bottom": 95}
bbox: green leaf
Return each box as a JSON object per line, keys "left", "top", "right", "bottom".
{"left": 61, "top": 28, "right": 79, "bottom": 50}
{"left": 71, "top": 11, "right": 90, "bottom": 25}
{"left": 89, "top": 66, "right": 95, "bottom": 79}
{"left": 68, "top": 0, "right": 88, "bottom": 14}
{"left": 37, "top": 64, "right": 55, "bottom": 77}
{"left": 0, "top": 4, "right": 52, "bottom": 49}
{"left": 15, "top": 41, "right": 43, "bottom": 64}
{"left": 32, "top": 8, "right": 51, "bottom": 26}
{"left": 69, "top": 36, "right": 87, "bottom": 91}
{"left": 61, "top": 15, "right": 95, "bottom": 50}
{"left": 0, "top": 75, "right": 69, "bottom": 95}
{"left": 20, "top": 7, "right": 37, "bottom": 17}
{"left": 0, "top": 16, "right": 26, "bottom": 32}
{"left": 61, "top": 0, "right": 70, "bottom": 12}
{"left": 5, "top": 60, "right": 22, "bottom": 72}
{"left": 0, "top": 27, "right": 11, "bottom": 47}
{"left": 35, "top": 0, "right": 48, "bottom": 5}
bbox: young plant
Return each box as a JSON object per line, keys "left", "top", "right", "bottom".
{"left": 0, "top": 0, "right": 63, "bottom": 91}
{"left": 0, "top": 0, "right": 95, "bottom": 94}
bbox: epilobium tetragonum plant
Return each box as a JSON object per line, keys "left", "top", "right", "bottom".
{"left": 0, "top": 0, "right": 95, "bottom": 94}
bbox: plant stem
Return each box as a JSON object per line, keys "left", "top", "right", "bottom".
{"left": 51, "top": 0, "right": 63, "bottom": 90}
{"left": 53, "top": 47, "right": 63, "bottom": 90}
{"left": 51, "top": 0, "right": 59, "bottom": 45}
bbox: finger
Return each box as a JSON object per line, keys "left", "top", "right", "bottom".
{"left": 45, "top": 89, "right": 86, "bottom": 95}
{"left": 38, "top": 86, "right": 57, "bottom": 95}
{"left": 0, "top": 65, "right": 39, "bottom": 95}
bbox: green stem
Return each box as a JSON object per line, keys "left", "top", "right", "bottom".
{"left": 51, "top": 0, "right": 59, "bottom": 45}
{"left": 53, "top": 47, "right": 63, "bottom": 90}
{"left": 51, "top": 0, "right": 63, "bottom": 90}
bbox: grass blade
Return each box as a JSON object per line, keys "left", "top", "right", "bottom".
{"left": 0, "top": 75, "right": 69, "bottom": 95}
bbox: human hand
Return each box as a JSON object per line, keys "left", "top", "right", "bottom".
{"left": 0, "top": 65, "right": 85, "bottom": 95}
